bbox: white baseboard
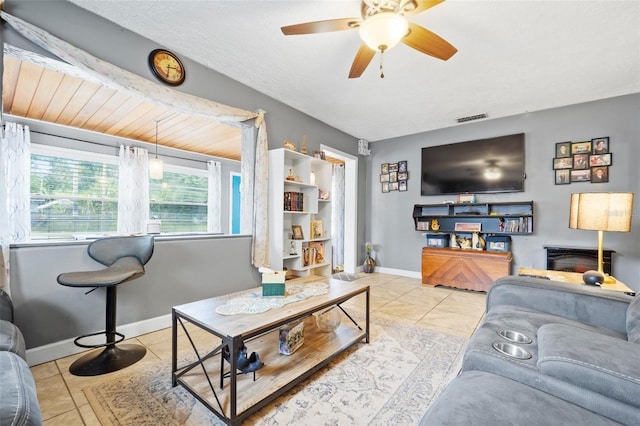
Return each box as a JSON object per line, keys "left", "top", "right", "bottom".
{"left": 25, "top": 314, "right": 172, "bottom": 367}
{"left": 357, "top": 265, "right": 420, "bottom": 279}
{"left": 372, "top": 266, "right": 421, "bottom": 279}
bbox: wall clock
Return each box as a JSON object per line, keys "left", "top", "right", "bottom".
{"left": 148, "top": 49, "right": 185, "bottom": 86}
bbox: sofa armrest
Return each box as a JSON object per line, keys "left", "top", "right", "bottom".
{"left": 487, "top": 276, "right": 632, "bottom": 334}
{"left": 538, "top": 323, "right": 640, "bottom": 408}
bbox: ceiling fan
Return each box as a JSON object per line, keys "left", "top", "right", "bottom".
{"left": 281, "top": 0, "right": 457, "bottom": 79}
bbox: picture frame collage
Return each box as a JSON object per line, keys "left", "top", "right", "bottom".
{"left": 380, "top": 161, "right": 408, "bottom": 193}
{"left": 553, "top": 137, "right": 612, "bottom": 185}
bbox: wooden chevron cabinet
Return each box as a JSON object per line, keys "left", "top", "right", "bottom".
{"left": 421, "top": 247, "right": 512, "bottom": 292}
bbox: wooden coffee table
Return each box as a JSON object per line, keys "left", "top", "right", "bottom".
{"left": 171, "top": 279, "right": 369, "bottom": 425}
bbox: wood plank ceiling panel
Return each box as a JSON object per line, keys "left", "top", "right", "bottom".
{"left": 2, "top": 54, "right": 241, "bottom": 161}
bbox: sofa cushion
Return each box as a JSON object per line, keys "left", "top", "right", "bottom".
{"left": 627, "top": 295, "right": 640, "bottom": 343}
{"left": 0, "top": 320, "right": 26, "bottom": 360}
{"left": 0, "top": 288, "right": 13, "bottom": 322}
{"left": 420, "top": 371, "right": 621, "bottom": 425}
{"left": 538, "top": 323, "right": 640, "bottom": 408}
{"left": 0, "top": 351, "right": 43, "bottom": 426}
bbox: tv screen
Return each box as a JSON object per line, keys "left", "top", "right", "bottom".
{"left": 421, "top": 133, "right": 525, "bottom": 196}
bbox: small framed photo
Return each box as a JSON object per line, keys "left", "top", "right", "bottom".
{"left": 454, "top": 222, "right": 482, "bottom": 232}
{"left": 397, "top": 172, "right": 408, "bottom": 180}
{"left": 291, "top": 225, "right": 304, "bottom": 240}
{"left": 312, "top": 150, "right": 325, "bottom": 160}
{"left": 555, "top": 169, "right": 570, "bottom": 185}
{"left": 570, "top": 169, "right": 591, "bottom": 182}
{"left": 382, "top": 182, "right": 390, "bottom": 193}
{"left": 389, "top": 171, "right": 398, "bottom": 182}
{"left": 380, "top": 173, "right": 390, "bottom": 182}
{"left": 310, "top": 220, "right": 323, "bottom": 239}
{"left": 555, "top": 142, "right": 571, "bottom": 158}
{"left": 591, "top": 137, "right": 609, "bottom": 154}
{"left": 553, "top": 157, "right": 573, "bottom": 170}
{"left": 381, "top": 163, "right": 389, "bottom": 174}
{"left": 589, "top": 153, "right": 612, "bottom": 167}
{"left": 399, "top": 180, "right": 407, "bottom": 191}
{"left": 389, "top": 181, "right": 399, "bottom": 191}
{"left": 572, "top": 153, "right": 589, "bottom": 170}
{"left": 591, "top": 166, "right": 609, "bottom": 183}
{"left": 398, "top": 161, "right": 408, "bottom": 173}
{"left": 571, "top": 141, "right": 591, "bottom": 154}
{"left": 388, "top": 163, "right": 399, "bottom": 172}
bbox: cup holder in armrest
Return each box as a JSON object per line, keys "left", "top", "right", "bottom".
{"left": 497, "top": 330, "right": 532, "bottom": 344}
{"left": 492, "top": 342, "right": 532, "bottom": 360}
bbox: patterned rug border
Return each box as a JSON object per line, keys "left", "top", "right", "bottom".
{"left": 84, "top": 318, "right": 467, "bottom": 425}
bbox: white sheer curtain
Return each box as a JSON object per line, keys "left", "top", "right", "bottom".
{"left": 0, "top": 123, "right": 32, "bottom": 294}
{"left": 207, "top": 161, "right": 222, "bottom": 233}
{"left": 331, "top": 164, "right": 346, "bottom": 270}
{"left": 245, "top": 120, "right": 269, "bottom": 268}
{"left": 118, "top": 146, "right": 149, "bottom": 234}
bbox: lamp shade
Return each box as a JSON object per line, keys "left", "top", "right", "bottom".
{"left": 149, "top": 157, "right": 163, "bottom": 180}
{"left": 569, "top": 192, "right": 634, "bottom": 232}
{"left": 359, "top": 12, "right": 409, "bottom": 52}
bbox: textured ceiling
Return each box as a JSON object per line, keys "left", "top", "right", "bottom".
{"left": 68, "top": 0, "right": 640, "bottom": 142}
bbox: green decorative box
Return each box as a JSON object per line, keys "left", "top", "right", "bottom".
{"left": 261, "top": 270, "right": 286, "bottom": 296}
{"left": 262, "top": 283, "right": 285, "bottom": 297}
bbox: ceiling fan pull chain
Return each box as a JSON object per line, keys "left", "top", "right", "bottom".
{"left": 379, "top": 51, "right": 385, "bottom": 78}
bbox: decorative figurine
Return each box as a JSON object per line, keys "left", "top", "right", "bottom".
{"left": 290, "top": 241, "right": 297, "bottom": 255}
{"left": 301, "top": 135, "right": 308, "bottom": 155}
{"left": 286, "top": 169, "right": 296, "bottom": 181}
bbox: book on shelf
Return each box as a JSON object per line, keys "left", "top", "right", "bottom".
{"left": 284, "top": 192, "right": 304, "bottom": 212}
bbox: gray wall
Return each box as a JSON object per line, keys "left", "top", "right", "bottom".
{"left": 11, "top": 236, "right": 260, "bottom": 349}
{"left": 367, "top": 94, "right": 640, "bottom": 290}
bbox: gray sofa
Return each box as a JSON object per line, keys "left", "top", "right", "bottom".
{"left": 0, "top": 289, "right": 42, "bottom": 426}
{"left": 421, "top": 275, "right": 639, "bottom": 425}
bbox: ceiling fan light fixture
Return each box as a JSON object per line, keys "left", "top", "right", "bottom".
{"left": 359, "top": 12, "right": 408, "bottom": 52}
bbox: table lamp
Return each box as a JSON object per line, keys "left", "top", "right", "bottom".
{"left": 569, "top": 192, "right": 634, "bottom": 285}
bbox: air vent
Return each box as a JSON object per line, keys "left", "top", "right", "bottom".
{"left": 457, "top": 113, "right": 488, "bottom": 123}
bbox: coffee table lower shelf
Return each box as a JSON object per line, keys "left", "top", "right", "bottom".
{"left": 175, "top": 316, "right": 366, "bottom": 424}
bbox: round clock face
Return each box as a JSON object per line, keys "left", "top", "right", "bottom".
{"left": 149, "top": 49, "right": 185, "bottom": 86}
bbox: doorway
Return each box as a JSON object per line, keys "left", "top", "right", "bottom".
{"left": 321, "top": 144, "right": 358, "bottom": 274}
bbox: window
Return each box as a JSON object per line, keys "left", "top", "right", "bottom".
{"left": 30, "top": 145, "right": 119, "bottom": 238}
{"left": 149, "top": 165, "right": 208, "bottom": 233}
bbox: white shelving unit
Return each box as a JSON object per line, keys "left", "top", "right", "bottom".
{"left": 269, "top": 148, "right": 333, "bottom": 278}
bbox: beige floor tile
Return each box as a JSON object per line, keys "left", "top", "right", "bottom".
{"left": 36, "top": 374, "right": 76, "bottom": 421}
{"left": 370, "top": 283, "right": 414, "bottom": 300}
{"left": 374, "top": 300, "right": 430, "bottom": 322}
{"left": 31, "top": 361, "right": 60, "bottom": 381}
{"left": 417, "top": 310, "right": 483, "bottom": 333}
{"left": 43, "top": 408, "right": 85, "bottom": 426}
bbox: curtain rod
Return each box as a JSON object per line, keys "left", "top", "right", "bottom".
{"left": 20, "top": 127, "right": 237, "bottom": 165}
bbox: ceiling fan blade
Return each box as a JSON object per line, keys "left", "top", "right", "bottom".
{"left": 349, "top": 43, "right": 376, "bottom": 78}
{"left": 281, "top": 18, "right": 360, "bottom": 35}
{"left": 405, "top": 0, "right": 446, "bottom": 16}
{"left": 402, "top": 22, "right": 457, "bottom": 60}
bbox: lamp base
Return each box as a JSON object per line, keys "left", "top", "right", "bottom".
{"left": 582, "top": 270, "right": 604, "bottom": 286}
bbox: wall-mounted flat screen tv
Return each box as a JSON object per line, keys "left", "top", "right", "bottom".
{"left": 421, "top": 133, "right": 525, "bottom": 196}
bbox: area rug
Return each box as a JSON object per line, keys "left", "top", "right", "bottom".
{"left": 84, "top": 319, "right": 467, "bottom": 425}
{"left": 331, "top": 272, "right": 365, "bottom": 282}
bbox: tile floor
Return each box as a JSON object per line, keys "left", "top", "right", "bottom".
{"left": 30, "top": 273, "right": 486, "bottom": 425}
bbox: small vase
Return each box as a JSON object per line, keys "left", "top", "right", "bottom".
{"left": 363, "top": 255, "right": 375, "bottom": 273}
